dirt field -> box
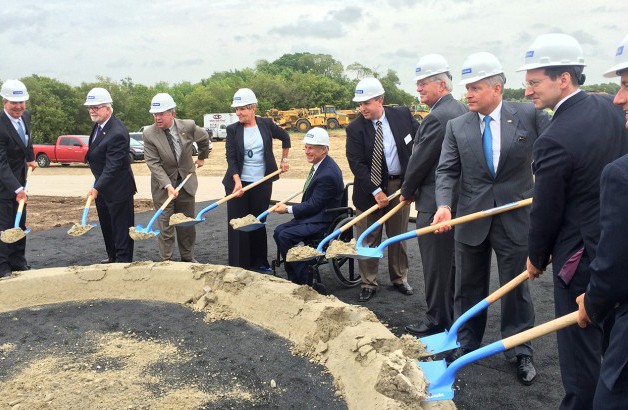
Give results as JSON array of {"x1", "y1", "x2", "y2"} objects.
[{"x1": 32, "y1": 132, "x2": 350, "y2": 180}]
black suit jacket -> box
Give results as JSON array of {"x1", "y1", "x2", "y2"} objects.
[
  {"x1": 0, "y1": 111, "x2": 34, "y2": 200},
  {"x1": 86, "y1": 115, "x2": 137, "y2": 199},
  {"x1": 222, "y1": 116, "x2": 291, "y2": 191},
  {"x1": 292, "y1": 155, "x2": 344, "y2": 224},
  {"x1": 401, "y1": 94, "x2": 468, "y2": 212},
  {"x1": 346, "y1": 106, "x2": 419, "y2": 211},
  {"x1": 528, "y1": 92, "x2": 627, "y2": 274}
]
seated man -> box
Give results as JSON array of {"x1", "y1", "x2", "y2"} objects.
[{"x1": 274, "y1": 127, "x2": 344, "y2": 285}]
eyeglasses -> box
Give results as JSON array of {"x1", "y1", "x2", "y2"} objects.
[
  {"x1": 522, "y1": 79, "x2": 545, "y2": 89},
  {"x1": 88, "y1": 105, "x2": 106, "y2": 111}
]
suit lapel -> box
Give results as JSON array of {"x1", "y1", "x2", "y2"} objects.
[
  {"x1": 159, "y1": 124, "x2": 177, "y2": 164},
  {"x1": 496, "y1": 103, "x2": 518, "y2": 177},
  {"x1": 0, "y1": 113, "x2": 29, "y2": 155},
  {"x1": 463, "y1": 113, "x2": 491, "y2": 176},
  {"x1": 236, "y1": 123, "x2": 245, "y2": 159}
]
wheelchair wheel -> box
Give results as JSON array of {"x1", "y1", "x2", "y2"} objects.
[{"x1": 327, "y1": 216, "x2": 361, "y2": 287}]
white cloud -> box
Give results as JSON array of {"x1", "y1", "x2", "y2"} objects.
[{"x1": 0, "y1": 0, "x2": 626, "y2": 100}]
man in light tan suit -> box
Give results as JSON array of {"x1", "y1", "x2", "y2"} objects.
[{"x1": 143, "y1": 93, "x2": 211, "y2": 262}]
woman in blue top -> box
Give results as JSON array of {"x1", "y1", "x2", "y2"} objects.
[{"x1": 222, "y1": 88, "x2": 291, "y2": 270}]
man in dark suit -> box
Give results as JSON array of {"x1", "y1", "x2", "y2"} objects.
[
  {"x1": 522, "y1": 34, "x2": 627, "y2": 409},
  {"x1": 401, "y1": 55, "x2": 468, "y2": 337},
  {"x1": 84, "y1": 87, "x2": 137, "y2": 263},
  {"x1": 273, "y1": 127, "x2": 344, "y2": 285},
  {"x1": 346, "y1": 77, "x2": 419, "y2": 302},
  {"x1": 143, "y1": 93, "x2": 211, "y2": 263},
  {"x1": 0, "y1": 80, "x2": 36, "y2": 277},
  {"x1": 434, "y1": 52, "x2": 549, "y2": 385}
]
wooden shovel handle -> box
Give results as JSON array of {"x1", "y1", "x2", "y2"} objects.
[
  {"x1": 486, "y1": 270, "x2": 528, "y2": 304},
  {"x1": 16, "y1": 167, "x2": 34, "y2": 212},
  {"x1": 268, "y1": 190, "x2": 303, "y2": 213},
  {"x1": 217, "y1": 169, "x2": 283, "y2": 205},
  {"x1": 417, "y1": 198, "x2": 533, "y2": 236},
  {"x1": 503, "y1": 311, "x2": 578, "y2": 350},
  {"x1": 376, "y1": 200, "x2": 407, "y2": 225},
  {"x1": 85, "y1": 195, "x2": 94, "y2": 209},
  {"x1": 160, "y1": 173, "x2": 194, "y2": 211},
  {"x1": 339, "y1": 190, "x2": 401, "y2": 233}
]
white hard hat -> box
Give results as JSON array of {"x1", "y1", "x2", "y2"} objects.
[
  {"x1": 604, "y1": 34, "x2": 628, "y2": 78},
  {"x1": 517, "y1": 33, "x2": 585, "y2": 72},
  {"x1": 231, "y1": 88, "x2": 257, "y2": 107},
  {"x1": 149, "y1": 93, "x2": 176, "y2": 113},
  {"x1": 459, "y1": 52, "x2": 504, "y2": 85},
  {"x1": 353, "y1": 77, "x2": 385, "y2": 102},
  {"x1": 414, "y1": 54, "x2": 450, "y2": 81},
  {"x1": 303, "y1": 127, "x2": 330, "y2": 147},
  {"x1": 1, "y1": 79, "x2": 29, "y2": 102},
  {"x1": 84, "y1": 87, "x2": 113, "y2": 106}
]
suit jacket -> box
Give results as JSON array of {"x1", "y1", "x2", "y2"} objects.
[
  {"x1": 292, "y1": 155, "x2": 344, "y2": 224},
  {"x1": 436, "y1": 101, "x2": 550, "y2": 246},
  {"x1": 346, "y1": 106, "x2": 419, "y2": 211},
  {"x1": 86, "y1": 114, "x2": 137, "y2": 199},
  {"x1": 222, "y1": 116, "x2": 291, "y2": 191},
  {"x1": 0, "y1": 111, "x2": 34, "y2": 200},
  {"x1": 528, "y1": 92, "x2": 627, "y2": 274},
  {"x1": 401, "y1": 94, "x2": 468, "y2": 212},
  {"x1": 143, "y1": 118, "x2": 211, "y2": 202}
]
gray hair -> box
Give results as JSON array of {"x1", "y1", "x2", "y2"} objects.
[
  {"x1": 430, "y1": 72, "x2": 453, "y2": 92},
  {"x1": 483, "y1": 73, "x2": 507, "y2": 94}
]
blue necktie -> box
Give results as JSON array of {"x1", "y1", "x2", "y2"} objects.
[
  {"x1": 16, "y1": 120, "x2": 27, "y2": 146},
  {"x1": 482, "y1": 115, "x2": 495, "y2": 177},
  {"x1": 93, "y1": 125, "x2": 103, "y2": 144}
]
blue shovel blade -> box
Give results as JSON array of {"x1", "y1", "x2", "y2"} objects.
[
  {"x1": 417, "y1": 359, "x2": 454, "y2": 401},
  {"x1": 172, "y1": 218, "x2": 204, "y2": 227},
  {"x1": 351, "y1": 246, "x2": 384, "y2": 260},
  {"x1": 419, "y1": 330, "x2": 460, "y2": 356},
  {"x1": 24, "y1": 228, "x2": 31, "y2": 235},
  {"x1": 236, "y1": 222, "x2": 266, "y2": 232}
]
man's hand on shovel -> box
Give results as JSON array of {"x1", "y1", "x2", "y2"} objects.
[
  {"x1": 374, "y1": 191, "x2": 389, "y2": 209},
  {"x1": 87, "y1": 187, "x2": 99, "y2": 200},
  {"x1": 575, "y1": 293, "x2": 592, "y2": 328},
  {"x1": 166, "y1": 185, "x2": 179, "y2": 199},
  {"x1": 432, "y1": 206, "x2": 453, "y2": 234},
  {"x1": 16, "y1": 190, "x2": 27, "y2": 204},
  {"x1": 526, "y1": 257, "x2": 543, "y2": 281}
]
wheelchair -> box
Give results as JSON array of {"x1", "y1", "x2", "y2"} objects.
[{"x1": 271, "y1": 183, "x2": 362, "y2": 290}]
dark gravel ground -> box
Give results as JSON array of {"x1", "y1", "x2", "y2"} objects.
[
  {"x1": 20, "y1": 199, "x2": 564, "y2": 409},
  {"x1": 0, "y1": 300, "x2": 345, "y2": 409}
]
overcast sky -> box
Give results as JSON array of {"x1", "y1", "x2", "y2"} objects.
[{"x1": 1, "y1": 0, "x2": 626, "y2": 99}]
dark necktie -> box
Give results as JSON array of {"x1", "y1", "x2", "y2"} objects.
[
  {"x1": 164, "y1": 128, "x2": 178, "y2": 160},
  {"x1": 93, "y1": 125, "x2": 103, "y2": 144},
  {"x1": 482, "y1": 116, "x2": 495, "y2": 177},
  {"x1": 371, "y1": 120, "x2": 384, "y2": 186},
  {"x1": 303, "y1": 165, "x2": 315, "y2": 192},
  {"x1": 16, "y1": 120, "x2": 27, "y2": 145}
]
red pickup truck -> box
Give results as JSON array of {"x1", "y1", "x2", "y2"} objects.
[{"x1": 33, "y1": 135, "x2": 90, "y2": 167}]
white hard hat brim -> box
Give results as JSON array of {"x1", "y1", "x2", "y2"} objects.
[
  {"x1": 413, "y1": 69, "x2": 449, "y2": 82},
  {"x1": 458, "y1": 71, "x2": 503, "y2": 86},
  {"x1": 604, "y1": 62, "x2": 628, "y2": 78},
  {"x1": 516, "y1": 62, "x2": 586, "y2": 72},
  {"x1": 4, "y1": 95, "x2": 29, "y2": 102}
]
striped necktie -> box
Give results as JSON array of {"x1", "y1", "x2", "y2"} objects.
[
  {"x1": 370, "y1": 120, "x2": 384, "y2": 186},
  {"x1": 303, "y1": 166, "x2": 315, "y2": 192},
  {"x1": 16, "y1": 120, "x2": 27, "y2": 145}
]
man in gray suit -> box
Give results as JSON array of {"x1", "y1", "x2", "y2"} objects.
[
  {"x1": 143, "y1": 93, "x2": 211, "y2": 262},
  {"x1": 401, "y1": 55, "x2": 468, "y2": 336},
  {"x1": 433, "y1": 52, "x2": 549, "y2": 385}
]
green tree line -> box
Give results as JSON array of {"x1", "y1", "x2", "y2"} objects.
[{"x1": 2, "y1": 52, "x2": 621, "y2": 144}]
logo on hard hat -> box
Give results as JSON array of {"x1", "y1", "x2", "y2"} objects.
[
  {"x1": 88, "y1": 96, "x2": 95, "y2": 100},
  {"x1": 526, "y1": 51, "x2": 535, "y2": 58},
  {"x1": 617, "y1": 46, "x2": 625, "y2": 56},
  {"x1": 416, "y1": 68, "x2": 422, "y2": 73},
  {"x1": 462, "y1": 68, "x2": 472, "y2": 74},
  {"x1": 13, "y1": 91, "x2": 23, "y2": 95},
  {"x1": 305, "y1": 132, "x2": 315, "y2": 138},
  {"x1": 152, "y1": 102, "x2": 160, "y2": 106},
  {"x1": 234, "y1": 97, "x2": 241, "y2": 101},
  {"x1": 356, "y1": 90, "x2": 364, "y2": 94}
]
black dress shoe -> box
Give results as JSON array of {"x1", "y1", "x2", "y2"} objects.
[
  {"x1": 405, "y1": 322, "x2": 441, "y2": 336},
  {"x1": 393, "y1": 282, "x2": 414, "y2": 295},
  {"x1": 445, "y1": 347, "x2": 473, "y2": 364},
  {"x1": 100, "y1": 258, "x2": 114, "y2": 264},
  {"x1": 358, "y1": 287, "x2": 376, "y2": 302},
  {"x1": 516, "y1": 355, "x2": 537, "y2": 386},
  {"x1": 12, "y1": 264, "x2": 31, "y2": 271}
]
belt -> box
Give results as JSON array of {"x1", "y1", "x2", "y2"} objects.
[{"x1": 388, "y1": 175, "x2": 401, "y2": 180}]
